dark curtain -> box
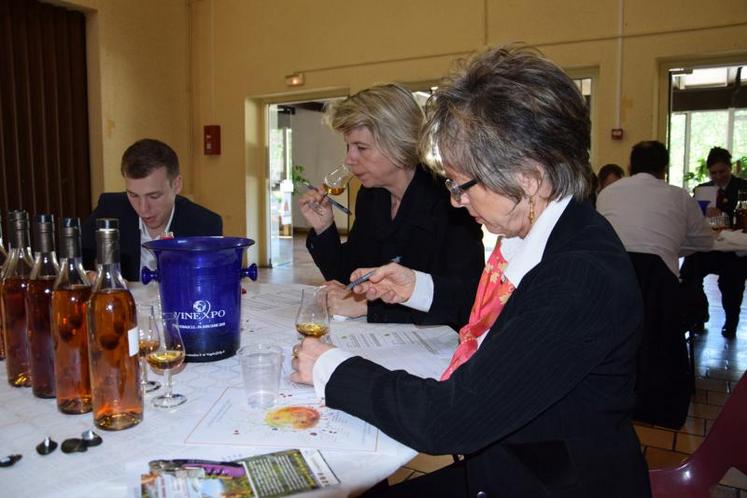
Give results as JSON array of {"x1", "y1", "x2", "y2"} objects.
[{"x1": 0, "y1": 0, "x2": 90, "y2": 223}]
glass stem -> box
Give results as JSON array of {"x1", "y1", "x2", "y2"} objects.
[
  {"x1": 140, "y1": 357, "x2": 149, "y2": 384},
  {"x1": 164, "y1": 370, "x2": 173, "y2": 398}
]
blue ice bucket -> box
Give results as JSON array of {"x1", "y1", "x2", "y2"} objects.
[{"x1": 141, "y1": 236, "x2": 258, "y2": 362}]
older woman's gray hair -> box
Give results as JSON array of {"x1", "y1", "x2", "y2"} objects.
[
  {"x1": 324, "y1": 83, "x2": 423, "y2": 170},
  {"x1": 420, "y1": 44, "x2": 592, "y2": 202}
]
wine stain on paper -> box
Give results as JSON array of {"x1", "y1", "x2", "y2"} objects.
[{"x1": 265, "y1": 406, "x2": 320, "y2": 430}]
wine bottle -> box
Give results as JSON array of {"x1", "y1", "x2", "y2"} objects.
[
  {"x1": 0, "y1": 212, "x2": 7, "y2": 265},
  {"x1": 87, "y1": 218, "x2": 143, "y2": 430},
  {"x1": 51, "y1": 217, "x2": 92, "y2": 414},
  {"x1": 0, "y1": 211, "x2": 8, "y2": 360},
  {"x1": 27, "y1": 214, "x2": 60, "y2": 398},
  {"x1": 2, "y1": 210, "x2": 35, "y2": 387}
]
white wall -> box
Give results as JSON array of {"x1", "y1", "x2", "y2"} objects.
[{"x1": 290, "y1": 107, "x2": 348, "y2": 231}]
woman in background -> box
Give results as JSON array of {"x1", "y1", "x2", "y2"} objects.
[
  {"x1": 298, "y1": 84, "x2": 484, "y2": 328},
  {"x1": 598, "y1": 163, "x2": 625, "y2": 191}
]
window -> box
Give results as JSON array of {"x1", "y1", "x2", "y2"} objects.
[{"x1": 667, "y1": 64, "x2": 747, "y2": 190}]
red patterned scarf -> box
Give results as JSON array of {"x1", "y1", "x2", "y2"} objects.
[{"x1": 441, "y1": 242, "x2": 515, "y2": 380}]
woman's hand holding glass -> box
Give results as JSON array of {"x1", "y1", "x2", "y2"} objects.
[
  {"x1": 298, "y1": 188, "x2": 334, "y2": 234},
  {"x1": 290, "y1": 338, "x2": 336, "y2": 385},
  {"x1": 349, "y1": 263, "x2": 417, "y2": 304},
  {"x1": 297, "y1": 164, "x2": 352, "y2": 233}
]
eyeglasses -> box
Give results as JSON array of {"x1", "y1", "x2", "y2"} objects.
[{"x1": 444, "y1": 178, "x2": 478, "y2": 202}]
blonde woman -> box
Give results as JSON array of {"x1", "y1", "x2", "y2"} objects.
[{"x1": 299, "y1": 84, "x2": 484, "y2": 328}]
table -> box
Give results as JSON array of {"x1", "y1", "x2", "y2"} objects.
[
  {"x1": 0, "y1": 282, "x2": 457, "y2": 497},
  {"x1": 712, "y1": 229, "x2": 747, "y2": 254}
]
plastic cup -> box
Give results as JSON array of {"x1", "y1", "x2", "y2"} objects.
[{"x1": 238, "y1": 344, "x2": 282, "y2": 409}]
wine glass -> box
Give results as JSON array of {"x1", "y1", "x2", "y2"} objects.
[
  {"x1": 136, "y1": 304, "x2": 161, "y2": 393},
  {"x1": 295, "y1": 287, "x2": 330, "y2": 342},
  {"x1": 308, "y1": 164, "x2": 353, "y2": 216},
  {"x1": 147, "y1": 312, "x2": 187, "y2": 408},
  {"x1": 322, "y1": 164, "x2": 353, "y2": 196}
]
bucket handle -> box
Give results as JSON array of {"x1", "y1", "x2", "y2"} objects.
[
  {"x1": 141, "y1": 267, "x2": 159, "y2": 285},
  {"x1": 241, "y1": 263, "x2": 258, "y2": 281},
  {"x1": 142, "y1": 264, "x2": 258, "y2": 284}
]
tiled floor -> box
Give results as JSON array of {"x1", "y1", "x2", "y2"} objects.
[{"x1": 262, "y1": 235, "x2": 747, "y2": 496}]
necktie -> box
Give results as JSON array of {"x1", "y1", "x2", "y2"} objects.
[
  {"x1": 717, "y1": 188, "x2": 726, "y2": 212},
  {"x1": 441, "y1": 242, "x2": 515, "y2": 380}
]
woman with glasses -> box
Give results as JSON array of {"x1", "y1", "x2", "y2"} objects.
[
  {"x1": 292, "y1": 45, "x2": 650, "y2": 497},
  {"x1": 298, "y1": 83, "x2": 484, "y2": 327}
]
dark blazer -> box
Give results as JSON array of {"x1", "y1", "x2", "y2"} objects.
[
  {"x1": 698, "y1": 175, "x2": 747, "y2": 219},
  {"x1": 326, "y1": 199, "x2": 651, "y2": 498},
  {"x1": 82, "y1": 193, "x2": 223, "y2": 281},
  {"x1": 307, "y1": 166, "x2": 484, "y2": 328}
]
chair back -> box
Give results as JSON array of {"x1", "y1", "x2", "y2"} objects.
[
  {"x1": 627, "y1": 251, "x2": 691, "y2": 429},
  {"x1": 649, "y1": 370, "x2": 747, "y2": 497}
]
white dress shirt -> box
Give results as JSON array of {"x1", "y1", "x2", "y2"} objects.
[
  {"x1": 597, "y1": 173, "x2": 714, "y2": 277},
  {"x1": 311, "y1": 196, "x2": 573, "y2": 399},
  {"x1": 139, "y1": 205, "x2": 176, "y2": 275}
]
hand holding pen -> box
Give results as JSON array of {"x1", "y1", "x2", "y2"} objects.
[
  {"x1": 347, "y1": 257, "x2": 417, "y2": 304},
  {"x1": 346, "y1": 256, "x2": 401, "y2": 289}
]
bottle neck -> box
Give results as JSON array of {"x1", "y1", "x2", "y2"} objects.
[
  {"x1": 31, "y1": 251, "x2": 60, "y2": 279},
  {"x1": 55, "y1": 257, "x2": 90, "y2": 288},
  {"x1": 92, "y1": 262, "x2": 128, "y2": 292},
  {"x1": 4, "y1": 246, "x2": 35, "y2": 279}
]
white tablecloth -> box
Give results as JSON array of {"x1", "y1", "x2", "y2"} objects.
[
  {"x1": 0, "y1": 282, "x2": 457, "y2": 497},
  {"x1": 713, "y1": 229, "x2": 747, "y2": 255}
]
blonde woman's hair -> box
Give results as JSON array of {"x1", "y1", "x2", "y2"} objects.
[{"x1": 324, "y1": 84, "x2": 423, "y2": 169}]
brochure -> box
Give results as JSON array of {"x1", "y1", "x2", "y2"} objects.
[{"x1": 140, "y1": 449, "x2": 339, "y2": 498}]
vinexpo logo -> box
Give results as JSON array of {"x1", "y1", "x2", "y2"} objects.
[{"x1": 178, "y1": 299, "x2": 226, "y2": 321}]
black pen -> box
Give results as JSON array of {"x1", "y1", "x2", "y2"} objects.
[
  {"x1": 302, "y1": 181, "x2": 352, "y2": 215},
  {"x1": 346, "y1": 256, "x2": 402, "y2": 290}
]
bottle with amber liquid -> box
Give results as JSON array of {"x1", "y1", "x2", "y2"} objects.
[
  {"x1": 51, "y1": 218, "x2": 92, "y2": 414},
  {"x1": 2, "y1": 210, "x2": 35, "y2": 387},
  {"x1": 0, "y1": 212, "x2": 7, "y2": 265},
  {"x1": 87, "y1": 218, "x2": 142, "y2": 430},
  {"x1": 734, "y1": 190, "x2": 747, "y2": 232},
  {"x1": 27, "y1": 214, "x2": 60, "y2": 398},
  {"x1": 0, "y1": 211, "x2": 8, "y2": 360}
]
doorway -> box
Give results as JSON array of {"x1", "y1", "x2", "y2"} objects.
[{"x1": 266, "y1": 99, "x2": 348, "y2": 267}]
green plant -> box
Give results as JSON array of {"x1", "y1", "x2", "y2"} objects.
[
  {"x1": 736, "y1": 157, "x2": 747, "y2": 179},
  {"x1": 683, "y1": 158, "x2": 708, "y2": 184},
  {"x1": 290, "y1": 164, "x2": 310, "y2": 195}
]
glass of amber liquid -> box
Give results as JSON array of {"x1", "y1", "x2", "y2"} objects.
[
  {"x1": 295, "y1": 287, "x2": 330, "y2": 342},
  {"x1": 322, "y1": 164, "x2": 353, "y2": 196},
  {"x1": 136, "y1": 304, "x2": 161, "y2": 393},
  {"x1": 309, "y1": 164, "x2": 353, "y2": 216},
  {"x1": 147, "y1": 312, "x2": 186, "y2": 408}
]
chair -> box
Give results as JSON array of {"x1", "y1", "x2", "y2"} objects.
[
  {"x1": 628, "y1": 252, "x2": 692, "y2": 429},
  {"x1": 648, "y1": 370, "x2": 747, "y2": 498}
]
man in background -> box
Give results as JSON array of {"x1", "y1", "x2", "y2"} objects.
[
  {"x1": 82, "y1": 138, "x2": 222, "y2": 281},
  {"x1": 699, "y1": 147, "x2": 747, "y2": 221},
  {"x1": 598, "y1": 140, "x2": 713, "y2": 427},
  {"x1": 597, "y1": 140, "x2": 713, "y2": 278},
  {"x1": 680, "y1": 146, "x2": 747, "y2": 338}
]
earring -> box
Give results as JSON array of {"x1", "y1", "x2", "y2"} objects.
[{"x1": 528, "y1": 196, "x2": 536, "y2": 225}]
